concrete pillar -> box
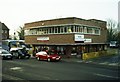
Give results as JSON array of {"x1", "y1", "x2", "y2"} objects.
[{"x1": 65, "y1": 46, "x2": 72, "y2": 58}]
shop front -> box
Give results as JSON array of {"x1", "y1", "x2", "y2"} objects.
[{"x1": 30, "y1": 43, "x2": 107, "y2": 60}]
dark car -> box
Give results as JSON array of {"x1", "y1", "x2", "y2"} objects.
[
  {"x1": 35, "y1": 51, "x2": 61, "y2": 62},
  {"x1": 10, "y1": 48, "x2": 31, "y2": 59}
]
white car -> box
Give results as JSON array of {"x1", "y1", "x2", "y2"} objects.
[{"x1": 0, "y1": 49, "x2": 13, "y2": 60}]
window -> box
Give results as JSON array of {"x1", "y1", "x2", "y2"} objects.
[
  {"x1": 24, "y1": 30, "x2": 29, "y2": 35},
  {"x1": 26, "y1": 25, "x2": 100, "y2": 35},
  {"x1": 49, "y1": 28, "x2": 52, "y2": 33},
  {"x1": 64, "y1": 26, "x2": 67, "y2": 33},
  {"x1": 67, "y1": 26, "x2": 72, "y2": 33},
  {"x1": 44, "y1": 28, "x2": 48, "y2": 34},
  {"x1": 75, "y1": 26, "x2": 77, "y2": 32},
  {"x1": 95, "y1": 28, "x2": 100, "y2": 34},
  {"x1": 55, "y1": 27, "x2": 58, "y2": 33},
  {"x1": 58, "y1": 27, "x2": 60, "y2": 33},
  {"x1": 60, "y1": 27, "x2": 64, "y2": 33},
  {"x1": 79, "y1": 26, "x2": 83, "y2": 33},
  {"x1": 87, "y1": 28, "x2": 93, "y2": 34},
  {"x1": 83, "y1": 26, "x2": 87, "y2": 33},
  {"x1": 76, "y1": 26, "x2": 79, "y2": 32}
]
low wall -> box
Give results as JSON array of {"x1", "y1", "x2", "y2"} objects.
[{"x1": 82, "y1": 51, "x2": 108, "y2": 60}]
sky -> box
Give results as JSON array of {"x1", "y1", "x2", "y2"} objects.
[{"x1": 0, "y1": 0, "x2": 119, "y2": 35}]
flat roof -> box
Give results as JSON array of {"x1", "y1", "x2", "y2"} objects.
[{"x1": 24, "y1": 17, "x2": 106, "y2": 29}]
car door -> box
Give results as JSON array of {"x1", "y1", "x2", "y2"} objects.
[
  {"x1": 38, "y1": 51, "x2": 47, "y2": 60},
  {"x1": 42, "y1": 52, "x2": 48, "y2": 60}
]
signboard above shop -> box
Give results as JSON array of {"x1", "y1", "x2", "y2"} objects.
[
  {"x1": 74, "y1": 34, "x2": 92, "y2": 43},
  {"x1": 75, "y1": 34, "x2": 84, "y2": 41},
  {"x1": 37, "y1": 37, "x2": 49, "y2": 42},
  {"x1": 84, "y1": 38, "x2": 92, "y2": 43}
]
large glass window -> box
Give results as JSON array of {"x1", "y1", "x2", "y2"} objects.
[{"x1": 25, "y1": 25, "x2": 100, "y2": 35}]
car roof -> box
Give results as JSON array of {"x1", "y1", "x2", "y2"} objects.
[{"x1": 37, "y1": 51, "x2": 47, "y2": 54}]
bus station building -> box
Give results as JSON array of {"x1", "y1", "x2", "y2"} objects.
[{"x1": 24, "y1": 17, "x2": 107, "y2": 60}]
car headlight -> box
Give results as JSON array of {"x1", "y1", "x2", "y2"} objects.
[{"x1": 47, "y1": 55, "x2": 50, "y2": 57}]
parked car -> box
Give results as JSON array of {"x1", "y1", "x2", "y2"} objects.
[
  {"x1": 109, "y1": 41, "x2": 119, "y2": 48},
  {"x1": 35, "y1": 51, "x2": 61, "y2": 61},
  {"x1": 0, "y1": 49, "x2": 13, "y2": 60},
  {"x1": 10, "y1": 48, "x2": 31, "y2": 59}
]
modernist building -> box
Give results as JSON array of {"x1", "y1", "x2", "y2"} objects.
[
  {"x1": 0, "y1": 22, "x2": 9, "y2": 40},
  {"x1": 24, "y1": 17, "x2": 107, "y2": 59}
]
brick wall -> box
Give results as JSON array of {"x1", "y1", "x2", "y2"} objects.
[
  {"x1": 25, "y1": 34, "x2": 74, "y2": 44},
  {"x1": 24, "y1": 17, "x2": 107, "y2": 44}
]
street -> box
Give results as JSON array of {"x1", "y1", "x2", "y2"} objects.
[{"x1": 1, "y1": 58, "x2": 119, "y2": 81}]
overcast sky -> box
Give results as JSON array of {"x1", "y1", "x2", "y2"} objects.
[{"x1": 0, "y1": 0, "x2": 119, "y2": 35}]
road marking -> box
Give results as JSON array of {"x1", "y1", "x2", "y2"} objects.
[
  {"x1": 99, "y1": 62, "x2": 109, "y2": 65},
  {"x1": 94, "y1": 73, "x2": 119, "y2": 79},
  {"x1": 10, "y1": 67, "x2": 22, "y2": 70},
  {"x1": 108, "y1": 63, "x2": 118, "y2": 66},
  {"x1": 10, "y1": 67, "x2": 24, "y2": 72}
]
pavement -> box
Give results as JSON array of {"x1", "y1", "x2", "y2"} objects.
[
  {"x1": 31, "y1": 53, "x2": 120, "y2": 67},
  {"x1": 61, "y1": 54, "x2": 120, "y2": 67}
]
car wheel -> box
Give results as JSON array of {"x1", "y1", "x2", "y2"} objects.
[
  {"x1": 10, "y1": 57, "x2": 13, "y2": 60},
  {"x1": 37, "y1": 57, "x2": 40, "y2": 61},
  {"x1": 26, "y1": 56, "x2": 30, "y2": 59},
  {"x1": 47, "y1": 58, "x2": 51, "y2": 62}
]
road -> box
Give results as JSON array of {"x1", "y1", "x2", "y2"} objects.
[{"x1": 1, "y1": 58, "x2": 119, "y2": 81}]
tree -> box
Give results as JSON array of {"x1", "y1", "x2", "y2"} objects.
[
  {"x1": 117, "y1": 32, "x2": 120, "y2": 44},
  {"x1": 116, "y1": 23, "x2": 120, "y2": 44},
  {"x1": 107, "y1": 19, "x2": 117, "y2": 42},
  {"x1": 17, "y1": 26, "x2": 24, "y2": 40},
  {"x1": 107, "y1": 19, "x2": 120, "y2": 46}
]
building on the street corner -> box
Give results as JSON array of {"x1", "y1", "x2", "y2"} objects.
[
  {"x1": 24, "y1": 17, "x2": 108, "y2": 60},
  {"x1": 0, "y1": 22, "x2": 9, "y2": 40}
]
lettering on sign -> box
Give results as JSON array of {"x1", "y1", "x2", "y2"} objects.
[
  {"x1": 75, "y1": 34, "x2": 84, "y2": 41},
  {"x1": 84, "y1": 39, "x2": 92, "y2": 43}
]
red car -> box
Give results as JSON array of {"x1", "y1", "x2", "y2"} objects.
[{"x1": 35, "y1": 51, "x2": 61, "y2": 62}]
